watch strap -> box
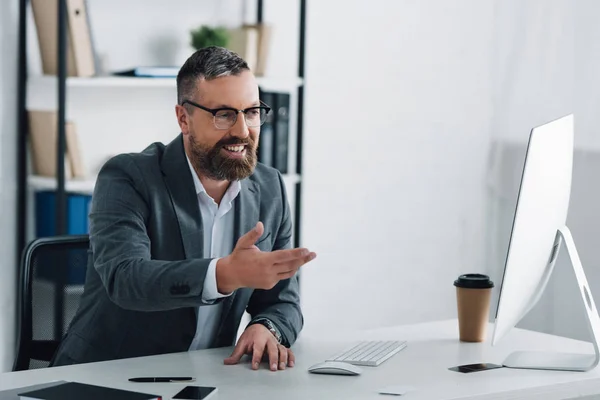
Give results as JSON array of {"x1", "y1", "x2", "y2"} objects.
[{"x1": 250, "y1": 318, "x2": 283, "y2": 345}]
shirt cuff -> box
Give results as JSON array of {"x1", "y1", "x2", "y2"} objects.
[{"x1": 202, "y1": 258, "x2": 232, "y2": 302}]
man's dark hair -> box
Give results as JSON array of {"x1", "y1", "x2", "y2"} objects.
[{"x1": 176, "y1": 46, "x2": 249, "y2": 105}]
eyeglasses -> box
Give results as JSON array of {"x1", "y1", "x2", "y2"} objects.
[{"x1": 181, "y1": 99, "x2": 271, "y2": 130}]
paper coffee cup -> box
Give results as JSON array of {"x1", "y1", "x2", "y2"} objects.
[{"x1": 454, "y1": 274, "x2": 494, "y2": 342}]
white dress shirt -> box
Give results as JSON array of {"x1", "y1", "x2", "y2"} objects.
[{"x1": 186, "y1": 156, "x2": 240, "y2": 351}]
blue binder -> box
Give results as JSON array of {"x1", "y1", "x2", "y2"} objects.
[
  {"x1": 35, "y1": 190, "x2": 91, "y2": 285},
  {"x1": 35, "y1": 191, "x2": 91, "y2": 237}
]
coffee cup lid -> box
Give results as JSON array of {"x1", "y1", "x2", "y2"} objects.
[{"x1": 454, "y1": 273, "x2": 494, "y2": 289}]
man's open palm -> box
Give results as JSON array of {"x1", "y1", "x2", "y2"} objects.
[{"x1": 216, "y1": 221, "x2": 316, "y2": 293}]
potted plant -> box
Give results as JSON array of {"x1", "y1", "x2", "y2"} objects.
[{"x1": 190, "y1": 26, "x2": 229, "y2": 50}]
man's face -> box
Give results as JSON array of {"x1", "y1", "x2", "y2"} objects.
[{"x1": 177, "y1": 70, "x2": 260, "y2": 181}]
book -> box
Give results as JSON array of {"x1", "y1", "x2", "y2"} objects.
[
  {"x1": 18, "y1": 382, "x2": 161, "y2": 400},
  {"x1": 0, "y1": 381, "x2": 66, "y2": 400}
]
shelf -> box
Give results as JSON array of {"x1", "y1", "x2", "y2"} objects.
[
  {"x1": 28, "y1": 75, "x2": 304, "y2": 94},
  {"x1": 28, "y1": 173, "x2": 301, "y2": 196},
  {"x1": 28, "y1": 175, "x2": 96, "y2": 194}
]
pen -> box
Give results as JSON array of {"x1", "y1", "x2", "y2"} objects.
[{"x1": 129, "y1": 377, "x2": 195, "y2": 383}]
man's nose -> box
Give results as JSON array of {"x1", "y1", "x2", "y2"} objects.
[{"x1": 230, "y1": 112, "x2": 249, "y2": 138}]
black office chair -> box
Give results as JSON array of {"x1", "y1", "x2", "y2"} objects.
[{"x1": 13, "y1": 235, "x2": 90, "y2": 371}]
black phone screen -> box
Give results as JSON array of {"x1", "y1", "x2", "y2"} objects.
[
  {"x1": 172, "y1": 386, "x2": 217, "y2": 399},
  {"x1": 448, "y1": 363, "x2": 503, "y2": 373}
]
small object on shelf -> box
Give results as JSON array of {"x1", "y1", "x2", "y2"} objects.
[{"x1": 112, "y1": 66, "x2": 179, "y2": 78}]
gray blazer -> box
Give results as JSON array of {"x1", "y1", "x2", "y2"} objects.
[{"x1": 50, "y1": 134, "x2": 302, "y2": 366}]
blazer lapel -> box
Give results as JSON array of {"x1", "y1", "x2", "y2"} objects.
[
  {"x1": 160, "y1": 134, "x2": 204, "y2": 260},
  {"x1": 213, "y1": 177, "x2": 260, "y2": 346},
  {"x1": 233, "y1": 178, "x2": 261, "y2": 247}
]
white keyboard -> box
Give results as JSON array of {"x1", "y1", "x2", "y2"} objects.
[{"x1": 326, "y1": 340, "x2": 407, "y2": 366}]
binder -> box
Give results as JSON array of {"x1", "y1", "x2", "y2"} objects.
[
  {"x1": 257, "y1": 90, "x2": 290, "y2": 173},
  {"x1": 35, "y1": 191, "x2": 91, "y2": 237},
  {"x1": 35, "y1": 191, "x2": 91, "y2": 284},
  {"x1": 258, "y1": 89, "x2": 275, "y2": 167},
  {"x1": 227, "y1": 25, "x2": 259, "y2": 72},
  {"x1": 28, "y1": 111, "x2": 73, "y2": 179},
  {"x1": 273, "y1": 92, "x2": 290, "y2": 174},
  {"x1": 31, "y1": 0, "x2": 96, "y2": 77},
  {"x1": 65, "y1": 121, "x2": 86, "y2": 178},
  {"x1": 28, "y1": 111, "x2": 85, "y2": 178},
  {"x1": 227, "y1": 23, "x2": 272, "y2": 76}
]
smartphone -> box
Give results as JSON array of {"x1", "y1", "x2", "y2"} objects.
[
  {"x1": 448, "y1": 363, "x2": 503, "y2": 373},
  {"x1": 172, "y1": 386, "x2": 217, "y2": 399}
]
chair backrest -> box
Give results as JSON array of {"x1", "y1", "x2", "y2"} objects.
[{"x1": 13, "y1": 235, "x2": 90, "y2": 371}]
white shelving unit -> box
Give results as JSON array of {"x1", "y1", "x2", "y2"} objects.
[
  {"x1": 19, "y1": 0, "x2": 307, "y2": 251},
  {"x1": 28, "y1": 75, "x2": 304, "y2": 94}
]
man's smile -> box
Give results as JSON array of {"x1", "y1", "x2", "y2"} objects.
[{"x1": 222, "y1": 144, "x2": 247, "y2": 159}]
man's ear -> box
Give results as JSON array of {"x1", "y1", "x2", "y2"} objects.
[{"x1": 175, "y1": 104, "x2": 190, "y2": 134}]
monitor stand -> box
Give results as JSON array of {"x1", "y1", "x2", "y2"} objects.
[{"x1": 502, "y1": 226, "x2": 600, "y2": 372}]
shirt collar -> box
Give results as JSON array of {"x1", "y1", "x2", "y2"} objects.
[{"x1": 186, "y1": 154, "x2": 241, "y2": 203}]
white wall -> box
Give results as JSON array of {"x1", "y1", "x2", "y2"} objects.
[
  {"x1": 300, "y1": 0, "x2": 496, "y2": 335},
  {"x1": 299, "y1": 0, "x2": 600, "y2": 341},
  {"x1": 0, "y1": 0, "x2": 19, "y2": 373}
]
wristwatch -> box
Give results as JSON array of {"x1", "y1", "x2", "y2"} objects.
[{"x1": 252, "y1": 318, "x2": 283, "y2": 344}]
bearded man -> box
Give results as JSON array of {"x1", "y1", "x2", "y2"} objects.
[{"x1": 51, "y1": 46, "x2": 316, "y2": 373}]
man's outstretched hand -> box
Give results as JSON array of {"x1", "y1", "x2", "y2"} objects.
[
  {"x1": 216, "y1": 221, "x2": 316, "y2": 293},
  {"x1": 224, "y1": 323, "x2": 294, "y2": 371}
]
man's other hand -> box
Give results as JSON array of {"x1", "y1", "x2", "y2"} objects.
[
  {"x1": 223, "y1": 324, "x2": 294, "y2": 371},
  {"x1": 216, "y1": 221, "x2": 316, "y2": 293}
]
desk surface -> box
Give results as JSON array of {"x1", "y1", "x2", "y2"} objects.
[{"x1": 2, "y1": 319, "x2": 600, "y2": 400}]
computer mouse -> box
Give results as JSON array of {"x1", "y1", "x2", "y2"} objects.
[{"x1": 308, "y1": 361, "x2": 362, "y2": 376}]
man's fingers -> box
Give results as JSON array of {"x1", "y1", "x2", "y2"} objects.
[
  {"x1": 274, "y1": 252, "x2": 317, "y2": 275},
  {"x1": 278, "y1": 345, "x2": 288, "y2": 370},
  {"x1": 269, "y1": 248, "x2": 316, "y2": 264},
  {"x1": 236, "y1": 221, "x2": 264, "y2": 248},
  {"x1": 288, "y1": 348, "x2": 295, "y2": 367},
  {"x1": 267, "y1": 340, "x2": 279, "y2": 371},
  {"x1": 224, "y1": 341, "x2": 247, "y2": 365},
  {"x1": 251, "y1": 342, "x2": 265, "y2": 370}
]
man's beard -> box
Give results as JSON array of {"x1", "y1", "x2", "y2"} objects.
[{"x1": 188, "y1": 132, "x2": 257, "y2": 181}]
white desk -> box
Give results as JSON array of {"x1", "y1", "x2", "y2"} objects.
[{"x1": 2, "y1": 319, "x2": 600, "y2": 400}]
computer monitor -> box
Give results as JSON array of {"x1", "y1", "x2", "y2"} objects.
[{"x1": 491, "y1": 114, "x2": 600, "y2": 372}]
